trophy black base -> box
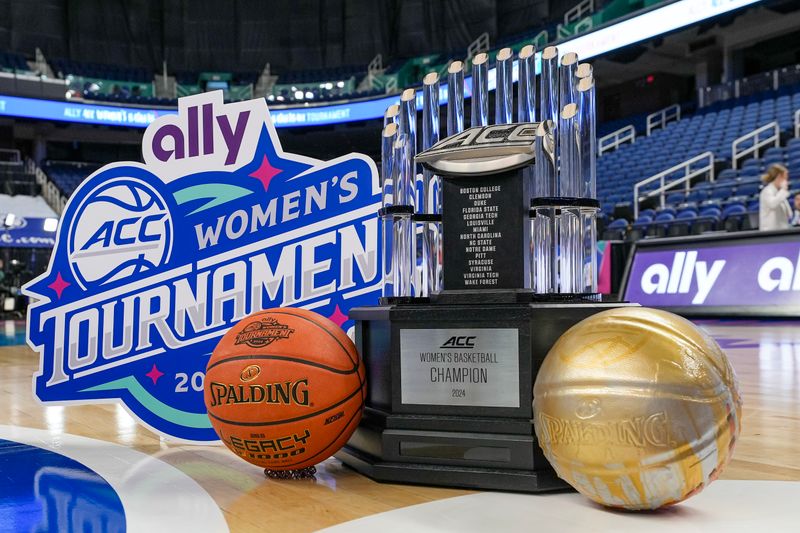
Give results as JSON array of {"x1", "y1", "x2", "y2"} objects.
[
  {"x1": 336, "y1": 444, "x2": 568, "y2": 493},
  {"x1": 338, "y1": 299, "x2": 636, "y2": 493}
]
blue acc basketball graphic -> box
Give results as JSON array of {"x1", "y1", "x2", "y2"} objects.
[
  {"x1": 24, "y1": 91, "x2": 381, "y2": 442},
  {"x1": 68, "y1": 178, "x2": 172, "y2": 288}
]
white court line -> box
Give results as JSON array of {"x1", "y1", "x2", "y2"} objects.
[
  {"x1": 0, "y1": 425, "x2": 228, "y2": 533},
  {"x1": 319, "y1": 480, "x2": 800, "y2": 533}
]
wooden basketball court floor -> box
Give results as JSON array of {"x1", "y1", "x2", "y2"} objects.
[{"x1": 1, "y1": 318, "x2": 799, "y2": 532}]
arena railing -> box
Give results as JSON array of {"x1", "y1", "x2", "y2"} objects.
[
  {"x1": 795, "y1": 108, "x2": 800, "y2": 139},
  {"x1": 731, "y1": 121, "x2": 779, "y2": 170},
  {"x1": 698, "y1": 63, "x2": 800, "y2": 108},
  {"x1": 0, "y1": 149, "x2": 21, "y2": 165},
  {"x1": 598, "y1": 125, "x2": 635, "y2": 156},
  {"x1": 646, "y1": 104, "x2": 680, "y2": 136},
  {"x1": 25, "y1": 158, "x2": 66, "y2": 214},
  {"x1": 558, "y1": 0, "x2": 595, "y2": 39},
  {"x1": 632, "y1": 151, "x2": 715, "y2": 219}
]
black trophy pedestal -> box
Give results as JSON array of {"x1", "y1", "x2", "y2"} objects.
[{"x1": 336, "y1": 299, "x2": 635, "y2": 492}]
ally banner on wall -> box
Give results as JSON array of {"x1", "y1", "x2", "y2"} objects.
[
  {"x1": 24, "y1": 92, "x2": 381, "y2": 442},
  {"x1": 622, "y1": 231, "x2": 800, "y2": 315}
]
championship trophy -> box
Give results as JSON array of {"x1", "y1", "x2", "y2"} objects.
[{"x1": 337, "y1": 46, "x2": 633, "y2": 492}]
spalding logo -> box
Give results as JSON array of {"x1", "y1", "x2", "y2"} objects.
[
  {"x1": 208, "y1": 379, "x2": 309, "y2": 407},
  {"x1": 24, "y1": 91, "x2": 381, "y2": 442}
]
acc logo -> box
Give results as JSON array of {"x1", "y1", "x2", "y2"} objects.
[
  {"x1": 235, "y1": 317, "x2": 294, "y2": 348},
  {"x1": 417, "y1": 123, "x2": 537, "y2": 176},
  {"x1": 67, "y1": 178, "x2": 172, "y2": 289},
  {"x1": 440, "y1": 336, "x2": 476, "y2": 349},
  {"x1": 24, "y1": 91, "x2": 381, "y2": 442}
]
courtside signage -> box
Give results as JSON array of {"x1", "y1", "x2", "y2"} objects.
[
  {"x1": 24, "y1": 91, "x2": 381, "y2": 441},
  {"x1": 623, "y1": 235, "x2": 800, "y2": 314}
]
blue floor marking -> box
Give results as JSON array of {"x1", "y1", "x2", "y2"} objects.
[{"x1": 0, "y1": 438, "x2": 126, "y2": 532}]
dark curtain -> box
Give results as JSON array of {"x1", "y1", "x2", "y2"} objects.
[
  {"x1": 65, "y1": 0, "x2": 162, "y2": 67},
  {"x1": 0, "y1": 0, "x2": 554, "y2": 72}
]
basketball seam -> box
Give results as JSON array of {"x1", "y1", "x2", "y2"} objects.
[
  {"x1": 206, "y1": 354, "x2": 359, "y2": 375},
  {"x1": 274, "y1": 383, "x2": 365, "y2": 469},
  {"x1": 250, "y1": 309, "x2": 366, "y2": 408},
  {"x1": 253, "y1": 309, "x2": 359, "y2": 367},
  {"x1": 207, "y1": 381, "x2": 363, "y2": 427}
]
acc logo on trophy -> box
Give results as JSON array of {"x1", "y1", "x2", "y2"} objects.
[
  {"x1": 440, "y1": 336, "x2": 476, "y2": 349},
  {"x1": 24, "y1": 90, "x2": 381, "y2": 442},
  {"x1": 416, "y1": 123, "x2": 537, "y2": 176}
]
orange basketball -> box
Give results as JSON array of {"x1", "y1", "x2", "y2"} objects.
[{"x1": 204, "y1": 307, "x2": 366, "y2": 471}]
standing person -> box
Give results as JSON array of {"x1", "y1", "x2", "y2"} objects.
[
  {"x1": 759, "y1": 163, "x2": 791, "y2": 231},
  {"x1": 793, "y1": 193, "x2": 800, "y2": 226}
]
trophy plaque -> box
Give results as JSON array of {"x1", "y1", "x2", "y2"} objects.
[{"x1": 336, "y1": 46, "x2": 634, "y2": 492}]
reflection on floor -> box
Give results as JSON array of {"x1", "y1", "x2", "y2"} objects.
[
  {"x1": 0, "y1": 319, "x2": 797, "y2": 532},
  {"x1": 0, "y1": 425, "x2": 228, "y2": 533},
  {"x1": 0, "y1": 320, "x2": 26, "y2": 346},
  {"x1": 0, "y1": 438, "x2": 125, "y2": 532}
]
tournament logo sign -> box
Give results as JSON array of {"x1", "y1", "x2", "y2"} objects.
[{"x1": 24, "y1": 91, "x2": 381, "y2": 442}]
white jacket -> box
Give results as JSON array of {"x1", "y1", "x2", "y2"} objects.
[{"x1": 759, "y1": 183, "x2": 792, "y2": 231}]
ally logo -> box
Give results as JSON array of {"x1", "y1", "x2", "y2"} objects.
[{"x1": 24, "y1": 91, "x2": 381, "y2": 442}]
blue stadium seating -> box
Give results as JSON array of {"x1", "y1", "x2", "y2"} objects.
[
  {"x1": 42, "y1": 161, "x2": 102, "y2": 196},
  {"x1": 722, "y1": 204, "x2": 748, "y2": 231},
  {"x1": 277, "y1": 65, "x2": 366, "y2": 85},
  {"x1": 602, "y1": 218, "x2": 628, "y2": 240},
  {"x1": 51, "y1": 58, "x2": 152, "y2": 83},
  {"x1": 0, "y1": 51, "x2": 29, "y2": 71},
  {"x1": 597, "y1": 88, "x2": 800, "y2": 212}
]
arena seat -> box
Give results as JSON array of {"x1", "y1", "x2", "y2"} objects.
[
  {"x1": 648, "y1": 212, "x2": 675, "y2": 238},
  {"x1": 686, "y1": 189, "x2": 709, "y2": 203},
  {"x1": 722, "y1": 204, "x2": 748, "y2": 232},
  {"x1": 629, "y1": 213, "x2": 653, "y2": 238},
  {"x1": 709, "y1": 185, "x2": 735, "y2": 200},
  {"x1": 602, "y1": 218, "x2": 628, "y2": 240},
  {"x1": 664, "y1": 192, "x2": 686, "y2": 206},
  {"x1": 736, "y1": 182, "x2": 761, "y2": 197},
  {"x1": 664, "y1": 210, "x2": 696, "y2": 237},
  {"x1": 41, "y1": 161, "x2": 102, "y2": 196},
  {"x1": 51, "y1": 58, "x2": 153, "y2": 83},
  {"x1": 692, "y1": 207, "x2": 722, "y2": 234},
  {"x1": 0, "y1": 51, "x2": 30, "y2": 72},
  {"x1": 598, "y1": 87, "x2": 800, "y2": 216}
]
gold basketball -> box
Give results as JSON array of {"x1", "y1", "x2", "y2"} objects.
[{"x1": 533, "y1": 307, "x2": 742, "y2": 510}]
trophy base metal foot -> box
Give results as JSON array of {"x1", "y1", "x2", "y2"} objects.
[{"x1": 335, "y1": 445, "x2": 570, "y2": 493}]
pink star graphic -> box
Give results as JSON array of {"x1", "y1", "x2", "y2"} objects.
[
  {"x1": 249, "y1": 155, "x2": 282, "y2": 191},
  {"x1": 328, "y1": 305, "x2": 348, "y2": 327},
  {"x1": 47, "y1": 272, "x2": 71, "y2": 299},
  {"x1": 145, "y1": 364, "x2": 164, "y2": 385}
]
